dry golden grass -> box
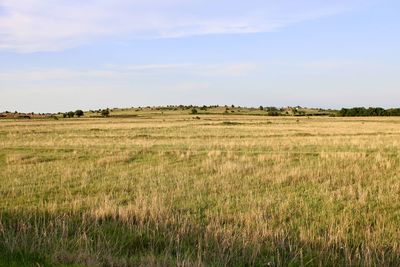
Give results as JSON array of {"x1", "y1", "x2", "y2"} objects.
[{"x1": 0, "y1": 114, "x2": 400, "y2": 266}]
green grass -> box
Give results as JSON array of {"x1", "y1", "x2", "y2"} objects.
[{"x1": 1, "y1": 112, "x2": 400, "y2": 266}]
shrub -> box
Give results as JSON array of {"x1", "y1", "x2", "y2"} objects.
[
  {"x1": 190, "y1": 108, "x2": 198, "y2": 114},
  {"x1": 268, "y1": 111, "x2": 280, "y2": 116},
  {"x1": 101, "y1": 109, "x2": 110, "y2": 117},
  {"x1": 266, "y1": 107, "x2": 278, "y2": 112}
]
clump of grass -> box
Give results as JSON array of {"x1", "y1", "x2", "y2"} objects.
[{"x1": 222, "y1": 121, "x2": 241, "y2": 125}]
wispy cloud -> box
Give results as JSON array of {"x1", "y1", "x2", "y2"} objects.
[
  {"x1": 0, "y1": 0, "x2": 364, "y2": 53},
  {"x1": 0, "y1": 62, "x2": 259, "y2": 82},
  {"x1": 1, "y1": 59, "x2": 382, "y2": 82},
  {"x1": 272, "y1": 59, "x2": 381, "y2": 71}
]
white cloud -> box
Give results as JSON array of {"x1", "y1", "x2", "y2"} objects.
[{"x1": 0, "y1": 0, "x2": 364, "y2": 53}]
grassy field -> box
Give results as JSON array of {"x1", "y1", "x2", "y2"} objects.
[{"x1": 1, "y1": 111, "x2": 400, "y2": 266}]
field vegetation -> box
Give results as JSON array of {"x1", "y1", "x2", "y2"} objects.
[{"x1": 0, "y1": 108, "x2": 400, "y2": 266}]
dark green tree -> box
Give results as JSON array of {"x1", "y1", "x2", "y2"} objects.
[
  {"x1": 75, "y1": 110, "x2": 84, "y2": 117},
  {"x1": 101, "y1": 109, "x2": 110, "y2": 117}
]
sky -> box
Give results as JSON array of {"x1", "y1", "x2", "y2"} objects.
[{"x1": 0, "y1": 0, "x2": 399, "y2": 113}]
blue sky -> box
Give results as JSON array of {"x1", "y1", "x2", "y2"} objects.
[{"x1": 0, "y1": 0, "x2": 399, "y2": 112}]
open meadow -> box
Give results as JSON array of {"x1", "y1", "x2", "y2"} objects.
[{"x1": 1, "y1": 110, "x2": 400, "y2": 266}]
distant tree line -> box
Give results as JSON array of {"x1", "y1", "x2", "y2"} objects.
[
  {"x1": 338, "y1": 107, "x2": 400, "y2": 117},
  {"x1": 62, "y1": 109, "x2": 111, "y2": 118},
  {"x1": 63, "y1": 110, "x2": 84, "y2": 118}
]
